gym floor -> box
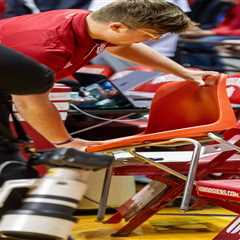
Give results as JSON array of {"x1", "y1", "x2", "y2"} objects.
[{"x1": 72, "y1": 207, "x2": 234, "y2": 240}]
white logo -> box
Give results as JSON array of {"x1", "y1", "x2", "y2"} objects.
[
  {"x1": 198, "y1": 186, "x2": 240, "y2": 198},
  {"x1": 226, "y1": 217, "x2": 240, "y2": 234}
]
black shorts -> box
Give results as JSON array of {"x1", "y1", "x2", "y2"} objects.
[{"x1": 0, "y1": 45, "x2": 54, "y2": 95}]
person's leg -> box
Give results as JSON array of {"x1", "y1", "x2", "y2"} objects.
[{"x1": 0, "y1": 45, "x2": 54, "y2": 182}]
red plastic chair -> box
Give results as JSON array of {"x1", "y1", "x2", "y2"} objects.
[
  {"x1": 87, "y1": 74, "x2": 236, "y2": 152},
  {"x1": 86, "y1": 74, "x2": 238, "y2": 236}
]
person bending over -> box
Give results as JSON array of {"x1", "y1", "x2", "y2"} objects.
[{"x1": 0, "y1": 0, "x2": 218, "y2": 151}]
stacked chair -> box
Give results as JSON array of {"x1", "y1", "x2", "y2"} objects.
[{"x1": 86, "y1": 74, "x2": 240, "y2": 237}]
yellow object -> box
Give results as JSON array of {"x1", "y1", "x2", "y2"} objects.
[{"x1": 72, "y1": 207, "x2": 235, "y2": 240}]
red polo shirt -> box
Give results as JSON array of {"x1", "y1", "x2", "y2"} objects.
[{"x1": 0, "y1": 9, "x2": 108, "y2": 80}]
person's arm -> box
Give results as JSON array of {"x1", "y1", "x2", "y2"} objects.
[
  {"x1": 12, "y1": 93, "x2": 102, "y2": 151},
  {"x1": 106, "y1": 43, "x2": 217, "y2": 84},
  {"x1": 12, "y1": 92, "x2": 71, "y2": 143}
]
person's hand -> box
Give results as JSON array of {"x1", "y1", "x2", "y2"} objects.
[
  {"x1": 182, "y1": 69, "x2": 219, "y2": 86},
  {"x1": 54, "y1": 138, "x2": 105, "y2": 151}
]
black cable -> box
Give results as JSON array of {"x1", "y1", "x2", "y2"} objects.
[{"x1": 70, "y1": 103, "x2": 144, "y2": 122}]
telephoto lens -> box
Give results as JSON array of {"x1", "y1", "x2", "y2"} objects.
[
  {"x1": 0, "y1": 168, "x2": 89, "y2": 240},
  {"x1": 0, "y1": 148, "x2": 113, "y2": 240}
]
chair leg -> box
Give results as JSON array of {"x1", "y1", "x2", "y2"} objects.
[
  {"x1": 105, "y1": 180, "x2": 167, "y2": 224},
  {"x1": 97, "y1": 165, "x2": 113, "y2": 221},
  {"x1": 111, "y1": 183, "x2": 185, "y2": 236}
]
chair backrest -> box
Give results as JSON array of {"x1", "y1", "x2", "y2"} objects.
[
  {"x1": 86, "y1": 74, "x2": 237, "y2": 153},
  {"x1": 145, "y1": 74, "x2": 236, "y2": 134}
]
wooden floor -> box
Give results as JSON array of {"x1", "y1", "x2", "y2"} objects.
[{"x1": 72, "y1": 207, "x2": 235, "y2": 240}]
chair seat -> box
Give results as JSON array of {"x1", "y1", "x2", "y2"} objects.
[{"x1": 196, "y1": 180, "x2": 240, "y2": 202}]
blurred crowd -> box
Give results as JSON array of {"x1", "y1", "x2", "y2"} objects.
[{"x1": 0, "y1": 0, "x2": 91, "y2": 17}]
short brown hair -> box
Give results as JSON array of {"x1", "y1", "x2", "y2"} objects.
[{"x1": 91, "y1": 0, "x2": 195, "y2": 34}]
